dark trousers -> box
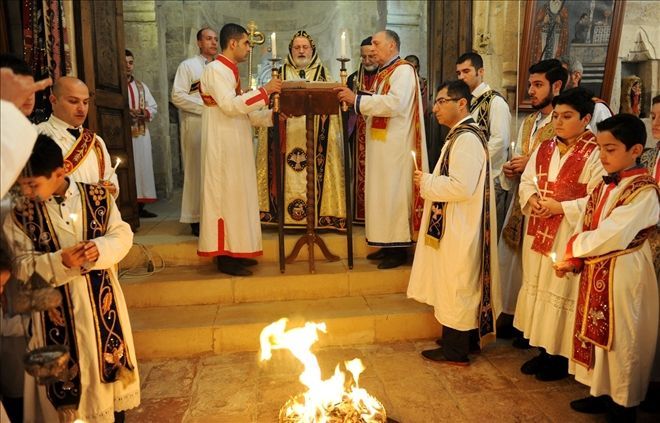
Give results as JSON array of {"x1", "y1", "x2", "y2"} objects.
[{"x1": 442, "y1": 326, "x2": 470, "y2": 361}]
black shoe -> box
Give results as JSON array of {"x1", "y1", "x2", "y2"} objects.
[
  {"x1": 190, "y1": 223, "x2": 200, "y2": 237},
  {"x1": 139, "y1": 208, "x2": 158, "y2": 218},
  {"x1": 435, "y1": 337, "x2": 480, "y2": 354},
  {"x1": 377, "y1": 250, "x2": 407, "y2": 269},
  {"x1": 535, "y1": 355, "x2": 568, "y2": 381},
  {"x1": 512, "y1": 336, "x2": 531, "y2": 349},
  {"x1": 366, "y1": 249, "x2": 387, "y2": 260},
  {"x1": 421, "y1": 347, "x2": 469, "y2": 367},
  {"x1": 520, "y1": 351, "x2": 548, "y2": 375},
  {"x1": 236, "y1": 258, "x2": 258, "y2": 267},
  {"x1": 640, "y1": 383, "x2": 660, "y2": 413},
  {"x1": 216, "y1": 257, "x2": 252, "y2": 276},
  {"x1": 606, "y1": 403, "x2": 637, "y2": 423},
  {"x1": 570, "y1": 395, "x2": 610, "y2": 414}
]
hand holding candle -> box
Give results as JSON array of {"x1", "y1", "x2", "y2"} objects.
[{"x1": 270, "y1": 32, "x2": 277, "y2": 59}]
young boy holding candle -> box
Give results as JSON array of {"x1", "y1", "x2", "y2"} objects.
[
  {"x1": 514, "y1": 87, "x2": 605, "y2": 381},
  {"x1": 554, "y1": 114, "x2": 659, "y2": 421},
  {"x1": 3, "y1": 135, "x2": 140, "y2": 423}
]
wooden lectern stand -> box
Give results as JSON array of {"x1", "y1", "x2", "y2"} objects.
[{"x1": 274, "y1": 82, "x2": 353, "y2": 273}]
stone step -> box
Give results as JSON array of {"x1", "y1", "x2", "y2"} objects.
[
  {"x1": 121, "y1": 259, "x2": 411, "y2": 308},
  {"x1": 123, "y1": 220, "x2": 373, "y2": 268},
  {"x1": 128, "y1": 293, "x2": 440, "y2": 359}
]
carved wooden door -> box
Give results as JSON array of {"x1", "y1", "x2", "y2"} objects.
[{"x1": 75, "y1": 0, "x2": 139, "y2": 228}]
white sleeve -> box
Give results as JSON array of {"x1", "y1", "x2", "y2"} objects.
[
  {"x1": 201, "y1": 64, "x2": 269, "y2": 117},
  {"x1": 172, "y1": 62, "x2": 204, "y2": 115},
  {"x1": 1, "y1": 101, "x2": 37, "y2": 197},
  {"x1": 420, "y1": 133, "x2": 486, "y2": 202}
]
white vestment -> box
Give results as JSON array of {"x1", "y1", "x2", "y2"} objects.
[
  {"x1": 407, "y1": 117, "x2": 500, "y2": 331},
  {"x1": 514, "y1": 136, "x2": 605, "y2": 357},
  {"x1": 128, "y1": 79, "x2": 158, "y2": 202},
  {"x1": 37, "y1": 115, "x2": 119, "y2": 191},
  {"x1": 587, "y1": 102, "x2": 612, "y2": 134},
  {"x1": 356, "y1": 58, "x2": 428, "y2": 246},
  {"x1": 568, "y1": 176, "x2": 659, "y2": 407},
  {"x1": 1, "y1": 100, "x2": 37, "y2": 197},
  {"x1": 172, "y1": 55, "x2": 206, "y2": 223},
  {"x1": 498, "y1": 112, "x2": 553, "y2": 314},
  {"x1": 3, "y1": 183, "x2": 139, "y2": 423},
  {"x1": 198, "y1": 55, "x2": 272, "y2": 257}
]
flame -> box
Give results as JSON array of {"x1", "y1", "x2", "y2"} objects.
[{"x1": 260, "y1": 318, "x2": 386, "y2": 422}]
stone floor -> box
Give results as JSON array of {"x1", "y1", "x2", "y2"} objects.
[{"x1": 125, "y1": 338, "x2": 658, "y2": 423}]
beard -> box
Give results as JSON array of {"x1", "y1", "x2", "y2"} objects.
[
  {"x1": 363, "y1": 64, "x2": 377, "y2": 72},
  {"x1": 532, "y1": 91, "x2": 554, "y2": 110},
  {"x1": 293, "y1": 56, "x2": 311, "y2": 69}
]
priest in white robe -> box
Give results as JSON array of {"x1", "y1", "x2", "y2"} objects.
[
  {"x1": 336, "y1": 30, "x2": 427, "y2": 269},
  {"x1": 172, "y1": 27, "x2": 218, "y2": 236},
  {"x1": 407, "y1": 80, "x2": 499, "y2": 366},
  {"x1": 4, "y1": 135, "x2": 139, "y2": 423},
  {"x1": 198, "y1": 23, "x2": 281, "y2": 276},
  {"x1": 37, "y1": 77, "x2": 119, "y2": 196}
]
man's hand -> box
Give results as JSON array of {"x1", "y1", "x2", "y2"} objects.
[
  {"x1": 61, "y1": 244, "x2": 87, "y2": 269},
  {"x1": 510, "y1": 155, "x2": 530, "y2": 175},
  {"x1": 538, "y1": 198, "x2": 563, "y2": 216},
  {"x1": 413, "y1": 170, "x2": 424, "y2": 188},
  {"x1": 553, "y1": 259, "x2": 582, "y2": 278},
  {"x1": 528, "y1": 194, "x2": 553, "y2": 218},
  {"x1": 502, "y1": 161, "x2": 517, "y2": 179},
  {"x1": 334, "y1": 86, "x2": 356, "y2": 106},
  {"x1": 98, "y1": 180, "x2": 118, "y2": 196},
  {"x1": 263, "y1": 78, "x2": 282, "y2": 95},
  {"x1": 0, "y1": 68, "x2": 52, "y2": 109},
  {"x1": 83, "y1": 241, "x2": 100, "y2": 263}
]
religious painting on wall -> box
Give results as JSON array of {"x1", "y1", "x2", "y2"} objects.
[{"x1": 517, "y1": 0, "x2": 625, "y2": 110}]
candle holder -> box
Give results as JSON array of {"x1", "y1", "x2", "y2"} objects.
[
  {"x1": 336, "y1": 57, "x2": 350, "y2": 112},
  {"x1": 269, "y1": 57, "x2": 282, "y2": 113}
]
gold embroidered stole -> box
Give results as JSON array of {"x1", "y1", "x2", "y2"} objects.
[
  {"x1": 129, "y1": 79, "x2": 147, "y2": 137},
  {"x1": 572, "y1": 174, "x2": 659, "y2": 368},
  {"x1": 526, "y1": 132, "x2": 598, "y2": 254},
  {"x1": 11, "y1": 183, "x2": 136, "y2": 411},
  {"x1": 501, "y1": 112, "x2": 556, "y2": 248},
  {"x1": 63, "y1": 128, "x2": 106, "y2": 180}
]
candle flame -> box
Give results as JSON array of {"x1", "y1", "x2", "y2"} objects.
[
  {"x1": 550, "y1": 252, "x2": 557, "y2": 263},
  {"x1": 69, "y1": 213, "x2": 78, "y2": 223}
]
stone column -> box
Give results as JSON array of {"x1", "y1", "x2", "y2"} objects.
[{"x1": 123, "y1": 0, "x2": 177, "y2": 199}]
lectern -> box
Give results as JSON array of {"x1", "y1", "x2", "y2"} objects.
[{"x1": 273, "y1": 81, "x2": 353, "y2": 273}]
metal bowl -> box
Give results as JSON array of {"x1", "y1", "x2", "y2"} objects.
[{"x1": 23, "y1": 345, "x2": 70, "y2": 385}]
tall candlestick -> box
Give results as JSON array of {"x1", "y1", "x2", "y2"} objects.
[
  {"x1": 340, "y1": 31, "x2": 347, "y2": 58},
  {"x1": 270, "y1": 32, "x2": 277, "y2": 59},
  {"x1": 411, "y1": 151, "x2": 418, "y2": 171}
]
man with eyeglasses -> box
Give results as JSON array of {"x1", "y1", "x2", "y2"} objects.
[
  {"x1": 407, "y1": 80, "x2": 499, "y2": 366},
  {"x1": 256, "y1": 30, "x2": 346, "y2": 231},
  {"x1": 335, "y1": 30, "x2": 428, "y2": 269}
]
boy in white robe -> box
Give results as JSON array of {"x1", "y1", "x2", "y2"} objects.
[
  {"x1": 514, "y1": 88, "x2": 605, "y2": 381},
  {"x1": 555, "y1": 114, "x2": 659, "y2": 421},
  {"x1": 3, "y1": 135, "x2": 139, "y2": 423}
]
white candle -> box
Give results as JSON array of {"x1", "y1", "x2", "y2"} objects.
[
  {"x1": 411, "y1": 151, "x2": 418, "y2": 171},
  {"x1": 533, "y1": 176, "x2": 542, "y2": 197},
  {"x1": 340, "y1": 31, "x2": 347, "y2": 58},
  {"x1": 510, "y1": 141, "x2": 515, "y2": 156},
  {"x1": 106, "y1": 157, "x2": 121, "y2": 180},
  {"x1": 549, "y1": 252, "x2": 557, "y2": 263},
  {"x1": 270, "y1": 32, "x2": 277, "y2": 59},
  {"x1": 69, "y1": 213, "x2": 78, "y2": 223}
]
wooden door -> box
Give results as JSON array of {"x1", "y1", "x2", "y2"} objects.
[
  {"x1": 74, "y1": 0, "x2": 139, "y2": 229},
  {"x1": 426, "y1": 1, "x2": 472, "y2": 170}
]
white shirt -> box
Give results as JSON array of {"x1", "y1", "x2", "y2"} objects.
[{"x1": 1, "y1": 100, "x2": 37, "y2": 197}]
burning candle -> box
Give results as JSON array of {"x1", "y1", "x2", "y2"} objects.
[
  {"x1": 270, "y1": 32, "x2": 277, "y2": 59},
  {"x1": 510, "y1": 141, "x2": 516, "y2": 156},
  {"x1": 106, "y1": 157, "x2": 121, "y2": 180},
  {"x1": 340, "y1": 31, "x2": 347, "y2": 58},
  {"x1": 411, "y1": 150, "x2": 418, "y2": 171},
  {"x1": 69, "y1": 213, "x2": 78, "y2": 223},
  {"x1": 532, "y1": 176, "x2": 542, "y2": 197},
  {"x1": 549, "y1": 252, "x2": 557, "y2": 263}
]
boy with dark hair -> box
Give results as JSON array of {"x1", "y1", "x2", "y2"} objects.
[
  {"x1": 514, "y1": 87, "x2": 605, "y2": 381},
  {"x1": 3, "y1": 134, "x2": 140, "y2": 422},
  {"x1": 555, "y1": 114, "x2": 659, "y2": 421}
]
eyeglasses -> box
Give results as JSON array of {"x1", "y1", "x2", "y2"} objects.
[{"x1": 434, "y1": 97, "x2": 459, "y2": 105}]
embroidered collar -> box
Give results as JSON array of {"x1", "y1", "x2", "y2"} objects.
[{"x1": 216, "y1": 54, "x2": 239, "y2": 82}]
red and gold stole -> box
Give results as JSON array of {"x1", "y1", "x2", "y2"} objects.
[
  {"x1": 128, "y1": 79, "x2": 147, "y2": 137},
  {"x1": 526, "y1": 131, "x2": 598, "y2": 254},
  {"x1": 63, "y1": 128, "x2": 106, "y2": 180},
  {"x1": 200, "y1": 55, "x2": 241, "y2": 106},
  {"x1": 354, "y1": 70, "x2": 377, "y2": 222},
  {"x1": 571, "y1": 171, "x2": 659, "y2": 368}
]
